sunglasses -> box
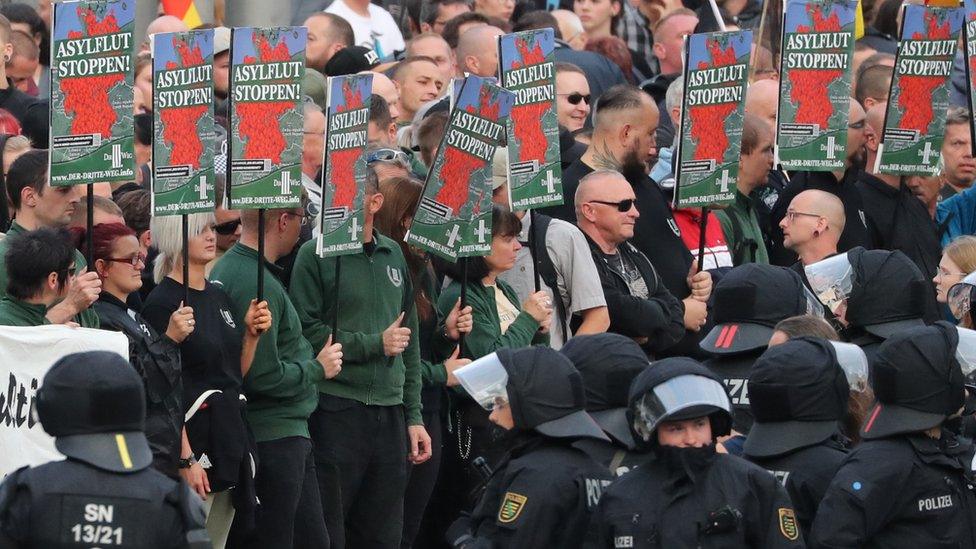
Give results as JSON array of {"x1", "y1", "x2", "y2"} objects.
[
  {"x1": 589, "y1": 199, "x2": 637, "y2": 212},
  {"x1": 366, "y1": 148, "x2": 409, "y2": 165},
  {"x1": 560, "y1": 92, "x2": 591, "y2": 106},
  {"x1": 214, "y1": 219, "x2": 241, "y2": 235}
]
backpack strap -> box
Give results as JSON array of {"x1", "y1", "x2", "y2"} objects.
[{"x1": 530, "y1": 213, "x2": 571, "y2": 338}]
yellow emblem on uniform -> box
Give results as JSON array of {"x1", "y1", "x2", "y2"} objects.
[
  {"x1": 778, "y1": 508, "x2": 799, "y2": 541},
  {"x1": 498, "y1": 492, "x2": 528, "y2": 523}
]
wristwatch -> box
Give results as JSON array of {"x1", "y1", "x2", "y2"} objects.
[{"x1": 178, "y1": 454, "x2": 197, "y2": 469}]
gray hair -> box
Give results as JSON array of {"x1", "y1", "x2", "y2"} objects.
[
  {"x1": 665, "y1": 75, "x2": 684, "y2": 115},
  {"x1": 149, "y1": 211, "x2": 216, "y2": 284},
  {"x1": 946, "y1": 106, "x2": 970, "y2": 128}
]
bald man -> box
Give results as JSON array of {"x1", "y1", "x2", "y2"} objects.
[
  {"x1": 552, "y1": 10, "x2": 587, "y2": 51},
  {"x1": 406, "y1": 33, "x2": 456, "y2": 83},
  {"x1": 781, "y1": 189, "x2": 846, "y2": 268},
  {"x1": 305, "y1": 13, "x2": 355, "y2": 71},
  {"x1": 856, "y1": 102, "x2": 941, "y2": 285},
  {"x1": 744, "y1": 79, "x2": 779, "y2": 127},
  {"x1": 576, "y1": 169, "x2": 686, "y2": 352},
  {"x1": 140, "y1": 15, "x2": 187, "y2": 53},
  {"x1": 768, "y1": 99, "x2": 874, "y2": 265},
  {"x1": 456, "y1": 24, "x2": 503, "y2": 77},
  {"x1": 369, "y1": 71, "x2": 401, "y2": 122}
]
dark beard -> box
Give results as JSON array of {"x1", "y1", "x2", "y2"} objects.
[{"x1": 619, "y1": 148, "x2": 651, "y2": 183}]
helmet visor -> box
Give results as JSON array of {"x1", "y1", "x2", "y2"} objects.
[
  {"x1": 948, "y1": 273, "x2": 976, "y2": 321},
  {"x1": 829, "y1": 340, "x2": 869, "y2": 392},
  {"x1": 956, "y1": 327, "x2": 976, "y2": 378},
  {"x1": 803, "y1": 285, "x2": 826, "y2": 318},
  {"x1": 804, "y1": 253, "x2": 853, "y2": 315},
  {"x1": 454, "y1": 353, "x2": 509, "y2": 411},
  {"x1": 632, "y1": 374, "x2": 730, "y2": 442}
]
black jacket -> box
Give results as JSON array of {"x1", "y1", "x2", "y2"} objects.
[
  {"x1": 811, "y1": 434, "x2": 976, "y2": 548},
  {"x1": 449, "y1": 435, "x2": 613, "y2": 548},
  {"x1": 747, "y1": 438, "x2": 848, "y2": 540},
  {"x1": 583, "y1": 233, "x2": 686, "y2": 355},
  {"x1": 704, "y1": 350, "x2": 763, "y2": 434},
  {"x1": 588, "y1": 444, "x2": 804, "y2": 548},
  {"x1": 0, "y1": 82, "x2": 48, "y2": 147},
  {"x1": 93, "y1": 294, "x2": 183, "y2": 478},
  {"x1": 768, "y1": 168, "x2": 874, "y2": 266},
  {"x1": 553, "y1": 40, "x2": 627, "y2": 110}
]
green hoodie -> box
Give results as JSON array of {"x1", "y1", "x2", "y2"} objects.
[
  {"x1": 0, "y1": 297, "x2": 51, "y2": 326},
  {"x1": 289, "y1": 232, "x2": 423, "y2": 426},
  {"x1": 209, "y1": 243, "x2": 323, "y2": 442},
  {"x1": 0, "y1": 222, "x2": 99, "y2": 328}
]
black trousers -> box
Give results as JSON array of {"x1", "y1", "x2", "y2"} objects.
[
  {"x1": 310, "y1": 394, "x2": 409, "y2": 549},
  {"x1": 400, "y1": 412, "x2": 443, "y2": 548},
  {"x1": 240, "y1": 436, "x2": 329, "y2": 549}
]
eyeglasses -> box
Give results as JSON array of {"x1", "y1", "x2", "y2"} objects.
[
  {"x1": 936, "y1": 267, "x2": 968, "y2": 278},
  {"x1": 785, "y1": 210, "x2": 823, "y2": 222},
  {"x1": 105, "y1": 254, "x2": 147, "y2": 268},
  {"x1": 214, "y1": 219, "x2": 241, "y2": 235},
  {"x1": 559, "y1": 92, "x2": 591, "y2": 106},
  {"x1": 366, "y1": 148, "x2": 409, "y2": 165},
  {"x1": 588, "y1": 199, "x2": 637, "y2": 212},
  {"x1": 848, "y1": 120, "x2": 866, "y2": 130},
  {"x1": 284, "y1": 211, "x2": 310, "y2": 227},
  {"x1": 66, "y1": 266, "x2": 77, "y2": 277}
]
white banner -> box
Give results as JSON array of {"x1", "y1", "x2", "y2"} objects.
[{"x1": 0, "y1": 325, "x2": 129, "y2": 478}]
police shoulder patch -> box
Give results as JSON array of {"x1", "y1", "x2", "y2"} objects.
[
  {"x1": 778, "y1": 508, "x2": 799, "y2": 541},
  {"x1": 498, "y1": 492, "x2": 527, "y2": 524}
]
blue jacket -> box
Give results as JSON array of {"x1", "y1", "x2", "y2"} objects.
[{"x1": 937, "y1": 185, "x2": 976, "y2": 246}]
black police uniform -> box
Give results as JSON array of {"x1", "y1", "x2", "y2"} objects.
[
  {"x1": 743, "y1": 336, "x2": 856, "y2": 539},
  {"x1": 700, "y1": 264, "x2": 820, "y2": 435},
  {"x1": 810, "y1": 323, "x2": 976, "y2": 548},
  {"x1": 0, "y1": 351, "x2": 209, "y2": 549},
  {"x1": 563, "y1": 334, "x2": 655, "y2": 477},
  {"x1": 448, "y1": 347, "x2": 613, "y2": 548},
  {"x1": 587, "y1": 358, "x2": 804, "y2": 548}
]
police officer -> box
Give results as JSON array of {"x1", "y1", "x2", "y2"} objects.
[
  {"x1": 588, "y1": 357, "x2": 804, "y2": 548},
  {"x1": 0, "y1": 351, "x2": 209, "y2": 548},
  {"x1": 446, "y1": 347, "x2": 613, "y2": 548},
  {"x1": 562, "y1": 333, "x2": 652, "y2": 476},
  {"x1": 699, "y1": 264, "x2": 824, "y2": 445},
  {"x1": 810, "y1": 323, "x2": 976, "y2": 548},
  {"x1": 744, "y1": 337, "x2": 865, "y2": 538}
]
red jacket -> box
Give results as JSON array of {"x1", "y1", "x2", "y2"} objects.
[{"x1": 673, "y1": 208, "x2": 733, "y2": 270}]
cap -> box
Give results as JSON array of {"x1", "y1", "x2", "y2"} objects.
[
  {"x1": 701, "y1": 264, "x2": 821, "y2": 355},
  {"x1": 744, "y1": 337, "x2": 850, "y2": 457},
  {"x1": 846, "y1": 248, "x2": 927, "y2": 338},
  {"x1": 324, "y1": 46, "x2": 380, "y2": 76},
  {"x1": 561, "y1": 333, "x2": 648, "y2": 447},
  {"x1": 948, "y1": 271, "x2": 976, "y2": 322},
  {"x1": 303, "y1": 68, "x2": 328, "y2": 111},
  {"x1": 213, "y1": 26, "x2": 230, "y2": 56},
  {"x1": 862, "y1": 322, "x2": 966, "y2": 440},
  {"x1": 498, "y1": 347, "x2": 609, "y2": 442},
  {"x1": 628, "y1": 357, "x2": 732, "y2": 445},
  {"x1": 492, "y1": 146, "x2": 508, "y2": 190},
  {"x1": 36, "y1": 351, "x2": 153, "y2": 473}
]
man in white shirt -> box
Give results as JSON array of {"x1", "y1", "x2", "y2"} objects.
[{"x1": 324, "y1": 0, "x2": 405, "y2": 60}]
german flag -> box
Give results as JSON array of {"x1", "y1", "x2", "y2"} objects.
[{"x1": 161, "y1": 0, "x2": 203, "y2": 29}]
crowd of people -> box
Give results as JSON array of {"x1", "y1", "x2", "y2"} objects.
[{"x1": 0, "y1": 0, "x2": 975, "y2": 547}]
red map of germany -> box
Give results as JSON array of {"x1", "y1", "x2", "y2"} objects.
[
  {"x1": 790, "y1": 5, "x2": 843, "y2": 128},
  {"x1": 898, "y1": 13, "x2": 951, "y2": 131},
  {"x1": 329, "y1": 83, "x2": 365, "y2": 209},
  {"x1": 237, "y1": 34, "x2": 293, "y2": 163},
  {"x1": 690, "y1": 39, "x2": 739, "y2": 161},
  {"x1": 61, "y1": 7, "x2": 123, "y2": 137},
  {"x1": 160, "y1": 37, "x2": 207, "y2": 168},
  {"x1": 435, "y1": 85, "x2": 502, "y2": 215},
  {"x1": 509, "y1": 37, "x2": 550, "y2": 163}
]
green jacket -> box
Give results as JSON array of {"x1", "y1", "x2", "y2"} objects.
[
  {"x1": 289, "y1": 232, "x2": 424, "y2": 426},
  {"x1": 0, "y1": 297, "x2": 51, "y2": 326},
  {"x1": 715, "y1": 190, "x2": 770, "y2": 265},
  {"x1": 437, "y1": 277, "x2": 548, "y2": 360},
  {"x1": 0, "y1": 222, "x2": 99, "y2": 328},
  {"x1": 209, "y1": 243, "x2": 323, "y2": 442}
]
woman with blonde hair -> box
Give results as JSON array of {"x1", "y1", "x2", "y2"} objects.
[{"x1": 934, "y1": 236, "x2": 976, "y2": 325}]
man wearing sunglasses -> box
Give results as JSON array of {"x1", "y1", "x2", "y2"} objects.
[
  {"x1": 768, "y1": 99, "x2": 875, "y2": 266},
  {"x1": 576, "y1": 169, "x2": 686, "y2": 356}
]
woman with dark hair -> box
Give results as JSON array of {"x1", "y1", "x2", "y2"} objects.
[
  {"x1": 574, "y1": 0, "x2": 622, "y2": 42},
  {"x1": 76, "y1": 222, "x2": 191, "y2": 480},
  {"x1": 374, "y1": 176, "x2": 473, "y2": 548}
]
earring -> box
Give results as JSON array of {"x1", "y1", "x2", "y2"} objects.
[
  {"x1": 3, "y1": 55, "x2": 9, "y2": 62},
  {"x1": 813, "y1": 230, "x2": 821, "y2": 237}
]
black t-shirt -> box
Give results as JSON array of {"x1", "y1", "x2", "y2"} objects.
[{"x1": 142, "y1": 277, "x2": 244, "y2": 408}]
